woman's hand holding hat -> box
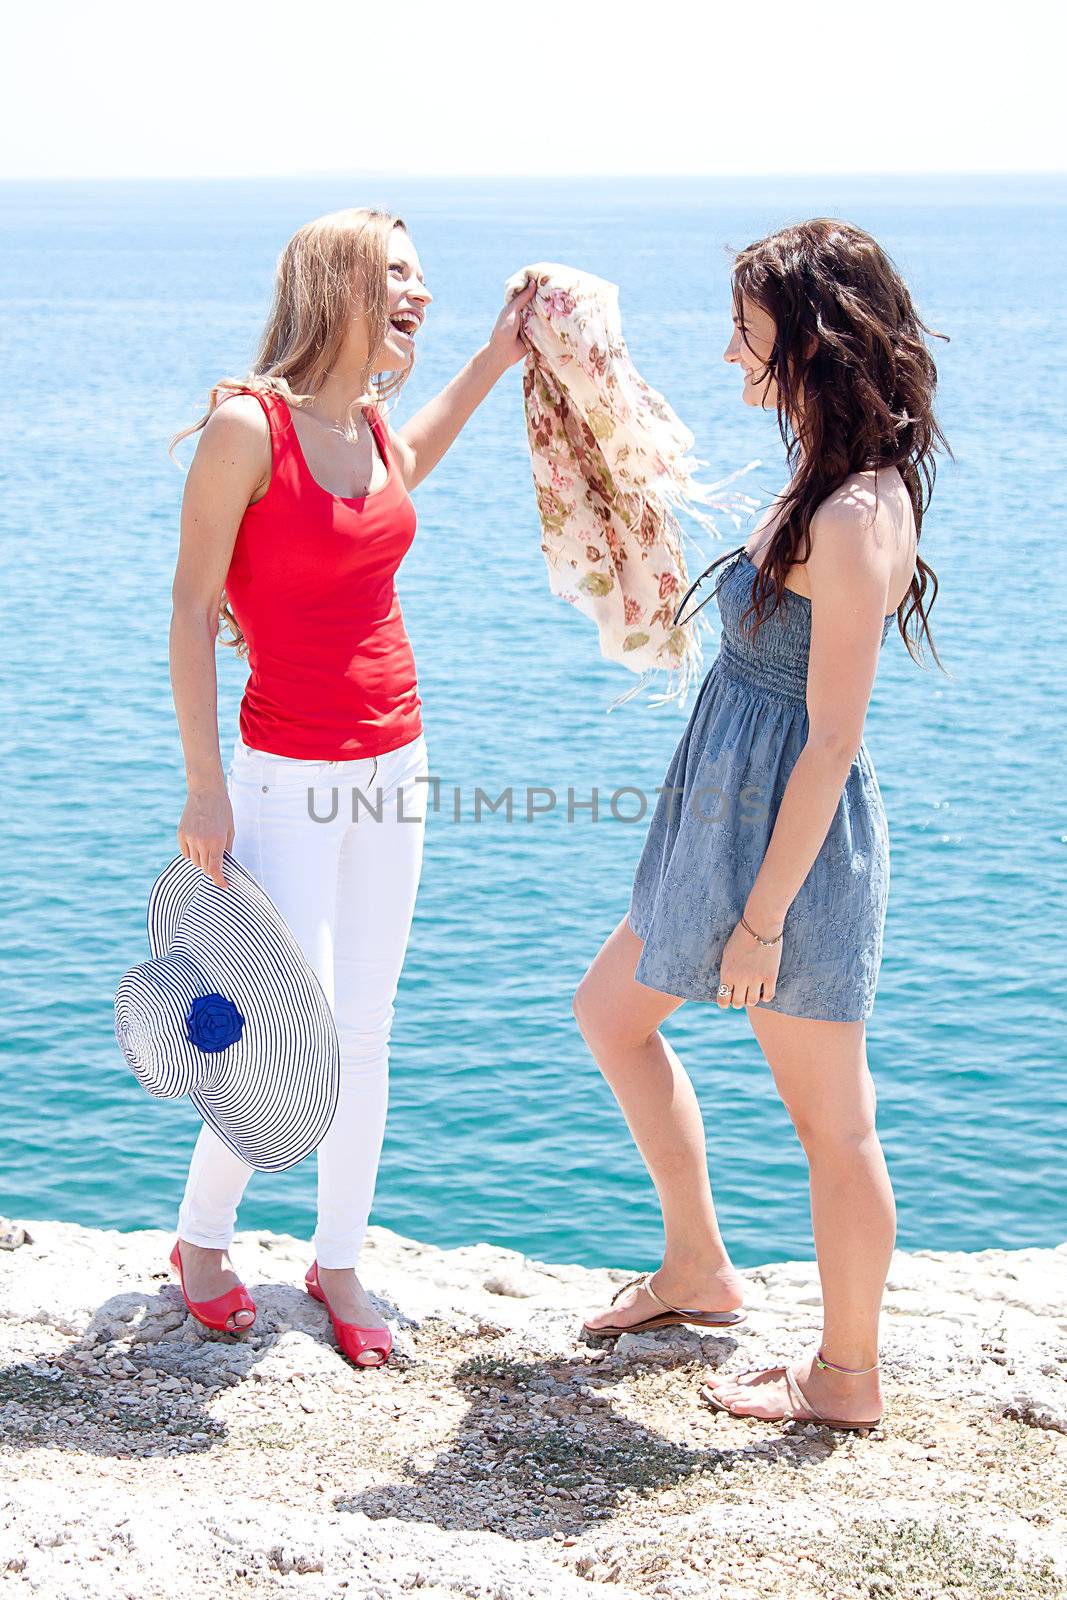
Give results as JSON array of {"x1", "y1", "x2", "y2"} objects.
[{"x1": 178, "y1": 783, "x2": 234, "y2": 891}]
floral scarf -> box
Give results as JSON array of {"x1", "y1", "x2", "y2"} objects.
[{"x1": 505, "y1": 262, "x2": 758, "y2": 711}]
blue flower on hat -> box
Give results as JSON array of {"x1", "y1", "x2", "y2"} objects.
[{"x1": 186, "y1": 993, "x2": 245, "y2": 1053}]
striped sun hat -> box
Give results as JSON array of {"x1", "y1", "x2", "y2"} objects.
[{"x1": 114, "y1": 849, "x2": 339, "y2": 1172}]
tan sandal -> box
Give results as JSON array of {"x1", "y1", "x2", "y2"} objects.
[
  {"x1": 582, "y1": 1270, "x2": 747, "y2": 1338},
  {"x1": 699, "y1": 1353, "x2": 883, "y2": 1432}
]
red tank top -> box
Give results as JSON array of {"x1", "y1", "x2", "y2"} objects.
[{"x1": 221, "y1": 388, "x2": 423, "y2": 759}]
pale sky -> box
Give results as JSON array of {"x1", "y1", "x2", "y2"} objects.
[{"x1": 2, "y1": 0, "x2": 1062, "y2": 180}]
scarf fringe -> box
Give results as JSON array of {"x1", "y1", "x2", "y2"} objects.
[
  {"x1": 604, "y1": 472, "x2": 759, "y2": 717},
  {"x1": 604, "y1": 625, "x2": 709, "y2": 715},
  {"x1": 602, "y1": 458, "x2": 759, "y2": 717}
]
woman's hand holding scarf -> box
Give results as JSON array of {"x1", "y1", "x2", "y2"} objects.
[{"x1": 485, "y1": 278, "x2": 537, "y2": 375}]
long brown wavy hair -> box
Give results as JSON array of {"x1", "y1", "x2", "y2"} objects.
[
  {"x1": 168, "y1": 206, "x2": 412, "y2": 658},
  {"x1": 700, "y1": 218, "x2": 949, "y2": 670}
]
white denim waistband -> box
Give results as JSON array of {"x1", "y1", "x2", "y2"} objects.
[{"x1": 229, "y1": 729, "x2": 426, "y2": 779}]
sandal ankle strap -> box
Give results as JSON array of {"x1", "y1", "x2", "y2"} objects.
[{"x1": 814, "y1": 1346, "x2": 880, "y2": 1375}]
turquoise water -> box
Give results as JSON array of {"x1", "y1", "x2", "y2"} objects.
[{"x1": 1, "y1": 176, "x2": 1064, "y2": 1270}]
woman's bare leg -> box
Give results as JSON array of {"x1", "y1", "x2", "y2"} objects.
[
  {"x1": 704, "y1": 1009, "x2": 893, "y2": 1422},
  {"x1": 575, "y1": 917, "x2": 746, "y2": 1329}
]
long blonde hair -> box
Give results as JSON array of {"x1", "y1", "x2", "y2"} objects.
[{"x1": 169, "y1": 206, "x2": 412, "y2": 658}]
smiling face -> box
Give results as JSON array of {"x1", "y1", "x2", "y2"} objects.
[
  {"x1": 376, "y1": 225, "x2": 433, "y2": 373},
  {"x1": 724, "y1": 292, "x2": 779, "y2": 410}
]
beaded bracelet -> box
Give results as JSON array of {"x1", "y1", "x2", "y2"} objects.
[{"x1": 740, "y1": 912, "x2": 784, "y2": 947}]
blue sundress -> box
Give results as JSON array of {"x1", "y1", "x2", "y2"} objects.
[{"x1": 628, "y1": 549, "x2": 893, "y2": 1022}]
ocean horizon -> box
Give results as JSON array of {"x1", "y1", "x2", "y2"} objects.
[{"x1": 1, "y1": 173, "x2": 1063, "y2": 1271}]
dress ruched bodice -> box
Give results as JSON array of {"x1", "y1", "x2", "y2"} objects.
[{"x1": 716, "y1": 552, "x2": 894, "y2": 705}]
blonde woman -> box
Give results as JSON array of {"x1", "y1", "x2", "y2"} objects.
[{"x1": 166, "y1": 207, "x2": 534, "y2": 1365}]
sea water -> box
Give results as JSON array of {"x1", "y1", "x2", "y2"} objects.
[{"x1": 1, "y1": 174, "x2": 1063, "y2": 1269}]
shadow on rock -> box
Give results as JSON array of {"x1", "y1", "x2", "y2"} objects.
[
  {"x1": 337, "y1": 1333, "x2": 842, "y2": 1539},
  {"x1": 0, "y1": 1266, "x2": 412, "y2": 1461}
]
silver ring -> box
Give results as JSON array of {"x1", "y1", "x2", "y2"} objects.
[{"x1": 717, "y1": 983, "x2": 732, "y2": 997}]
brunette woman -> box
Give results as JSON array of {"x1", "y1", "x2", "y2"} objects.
[
  {"x1": 166, "y1": 207, "x2": 535, "y2": 1365},
  {"x1": 577, "y1": 219, "x2": 947, "y2": 1430}
]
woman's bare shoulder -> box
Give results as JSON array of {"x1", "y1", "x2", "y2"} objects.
[
  {"x1": 816, "y1": 469, "x2": 913, "y2": 549},
  {"x1": 811, "y1": 469, "x2": 916, "y2": 609},
  {"x1": 182, "y1": 390, "x2": 273, "y2": 505},
  {"x1": 198, "y1": 390, "x2": 271, "y2": 480},
  {"x1": 203, "y1": 388, "x2": 271, "y2": 443}
]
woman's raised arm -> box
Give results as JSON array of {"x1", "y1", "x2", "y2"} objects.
[{"x1": 388, "y1": 279, "x2": 536, "y2": 490}]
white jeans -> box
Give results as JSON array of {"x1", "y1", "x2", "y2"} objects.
[{"x1": 175, "y1": 727, "x2": 429, "y2": 1268}]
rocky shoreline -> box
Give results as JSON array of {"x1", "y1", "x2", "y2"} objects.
[{"x1": 1, "y1": 1216, "x2": 1064, "y2": 1598}]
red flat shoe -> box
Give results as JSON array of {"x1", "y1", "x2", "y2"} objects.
[
  {"x1": 304, "y1": 1260, "x2": 392, "y2": 1367},
  {"x1": 168, "y1": 1239, "x2": 256, "y2": 1334}
]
